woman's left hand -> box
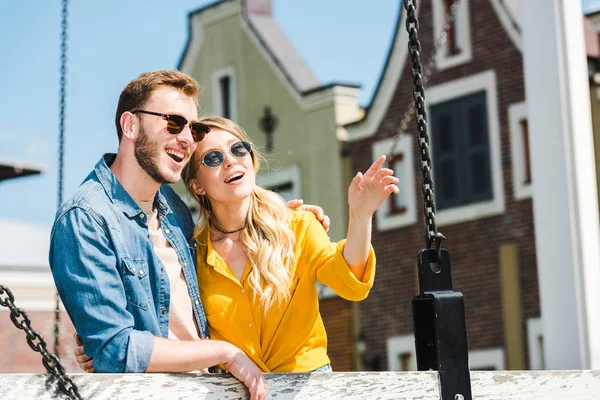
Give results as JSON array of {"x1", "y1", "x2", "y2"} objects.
[{"x1": 348, "y1": 155, "x2": 399, "y2": 218}]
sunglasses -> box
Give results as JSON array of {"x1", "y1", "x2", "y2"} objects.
[
  {"x1": 200, "y1": 141, "x2": 252, "y2": 168},
  {"x1": 132, "y1": 110, "x2": 210, "y2": 142}
]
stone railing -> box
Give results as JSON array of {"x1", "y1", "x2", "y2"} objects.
[{"x1": 1, "y1": 370, "x2": 600, "y2": 399}]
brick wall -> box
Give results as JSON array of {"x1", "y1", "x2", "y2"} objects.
[
  {"x1": 320, "y1": 297, "x2": 354, "y2": 371},
  {"x1": 346, "y1": 0, "x2": 540, "y2": 370},
  {"x1": 0, "y1": 311, "x2": 78, "y2": 373}
]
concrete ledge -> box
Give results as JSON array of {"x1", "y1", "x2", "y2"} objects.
[{"x1": 1, "y1": 370, "x2": 600, "y2": 399}]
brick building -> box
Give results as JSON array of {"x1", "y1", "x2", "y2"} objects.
[{"x1": 341, "y1": 0, "x2": 544, "y2": 371}]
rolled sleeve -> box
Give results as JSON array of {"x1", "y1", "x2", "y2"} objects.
[
  {"x1": 314, "y1": 240, "x2": 376, "y2": 301},
  {"x1": 331, "y1": 240, "x2": 376, "y2": 299},
  {"x1": 297, "y1": 211, "x2": 376, "y2": 301},
  {"x1": 49, "y1": 207, "x2": 152, "y2": 373},
  {"x1": 124, "y1": 330, "x2": 155, "y2": 372}
]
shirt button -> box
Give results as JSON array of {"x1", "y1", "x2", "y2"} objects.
[
  {"x1": 139, "y1": 213, "x2": 145, "y2": 219},
  {"x1": 164, "y1": 228, "x2": 170, "y2": 234},
  {"x1": 195, "y1": 300, "x2": 199, "y2": 306},
  {"x1": 248, "y1": 323, "x2": 253, "y2": 328},
  {"x1": 183, "y1": 262, "x2": 187, "y2": 267},
  {"x1": 139, "y1": 270, "x2": 145, "y2": 277},
  {"x1": 161, "y1": 309, "x2": 166, "y2": 315},
  {"x1": 147, "y1": 234, "x2": 150, "y2": 239},
  {"x1": 241, "y1": 289, "x2": 245, "y2": 294},
  {"x1": 132, "y1": 267, "x2": 137, "y2": 273},
  {"x1": 160, "y1": 267, "x2": 164, "y2": 273}
]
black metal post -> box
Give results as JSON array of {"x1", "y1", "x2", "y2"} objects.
[{"x1": 412, "y1": 248, "x2": 472, "y2": 400}]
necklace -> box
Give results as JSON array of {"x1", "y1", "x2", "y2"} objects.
[{"x1": 210, "y1": 221, "x2": 246, "y2": 235}]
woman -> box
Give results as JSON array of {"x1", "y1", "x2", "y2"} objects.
[{"x1": 180, "y1": 116, "x2": 399, "y2": 372}]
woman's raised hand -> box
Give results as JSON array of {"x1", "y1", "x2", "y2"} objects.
[{"x1": 347, "y1": 155, "x2": 399, "y2": 218}]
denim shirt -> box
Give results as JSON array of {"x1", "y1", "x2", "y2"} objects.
[{"x1": 49, "y1": 154, "x2": 209, "y2": 373}]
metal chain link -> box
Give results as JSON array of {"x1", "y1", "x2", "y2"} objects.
[
  {"x1": 0, "y1": 285, "x2": 83, "y2": 400},
  {"x1": 401, "y1": 0, "x2": 457, "y2": 253},
  {"x1": 55, "y1": 0, "x2": 69, "y2": 357},
  {"x1": 386, "y1": 0, "x2": 460, "y2": 162}
]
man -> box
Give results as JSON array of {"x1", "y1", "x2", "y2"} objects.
[{"x1": 49, "y1": 70, "x2": 328, "y2": 400}]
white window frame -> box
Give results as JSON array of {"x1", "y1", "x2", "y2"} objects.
[
  {"x1": 432, "y1": 0, "x2": 473, "y2": 71},
  {"x1": 527, "y1": 317, "x2": 544, "y2": 370},
  {"x1": 469, "y1": 347, "x2": 505, "y2": 370},
  {"x1": 387, "y1": 335, "x2": 417, "y2": 371},
  {"x1": 211, "y1": 66, "x2": 238, "y2": 121},
  {"x1": 427, "y1": 70, "x2": 505, "y2": 226},
  {"x1": 372, "y1": 136, "x2": 417, "y2": 231},
  {"x1": 257, "y1": 164, "x2": 301, "y2": 203},
  {"x1": 508, "y1": 102, "x2": 532, "y2": 200}
]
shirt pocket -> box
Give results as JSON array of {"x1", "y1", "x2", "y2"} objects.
[{"x1": 121, "y1": 257, "x2": 150, "y2": 311}]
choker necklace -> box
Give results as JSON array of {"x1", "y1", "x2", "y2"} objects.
[{"x1": 210, "y1": 221, "x2": 246, "y2": 235}]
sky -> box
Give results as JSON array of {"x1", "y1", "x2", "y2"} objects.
[{"x1": 0, "y1": 0, "x2": 599, "y2": 227}]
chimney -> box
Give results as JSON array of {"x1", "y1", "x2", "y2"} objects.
[{"x1": 243, "y1": 0, "x2": 272, "y2": 16}]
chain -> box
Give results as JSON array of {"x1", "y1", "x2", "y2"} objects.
[
  {"x1": 55, "y1": 0, "x2": 69, "y2": 357},
  {"x1": 0, "y1": 285, "x2": 83, "y2": 400},
  {"x1": 387, "y1": 0, "x2": 460, "y2": 160},
  {"x1": 401, "y1": 0, "x2": 456, "y2": 253}
]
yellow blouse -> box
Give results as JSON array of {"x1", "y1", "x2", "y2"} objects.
[{"x1": 196, "y1": 210, "x2": 376, "y2": 372}]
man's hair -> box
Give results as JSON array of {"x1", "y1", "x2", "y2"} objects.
[{"x1": 115, "y1": 70, "x2": 200, "y2": 142}]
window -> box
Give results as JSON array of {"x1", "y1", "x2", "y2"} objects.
[
  {"x1": 267, "y1": 182, "x2": 293, "y2": 202},
  {"x1": 388, "y1": 154, "x2": 408, "y2": 215},
  {"x1": 443, "y1": 0, "x2": 461, "y2": 55},
  {"x1": 211, "y1": 66, "x2": 238, "y2": 121},
  {"x1": 219, "y1": 76, "x2": 231, "y2": 118},
  {"x1": 372, "y1": 136, "x2": 417, "y2": 231},
  {"x1": 426, "y1": 70, "x2": 504, "y2": 225},
  {"x1": 469, "y1": 348, "x2": 505, "y2": 370},
  {"x1": 387, "y1": 335, "x2": 417, "y2": 371},
  {"x1": 256, "y1": 164, "x2": 301, "y2": 202},
  {"x1": 430, "y1": 91, "x2": 492, "y2": 210},
  {"x1": 433, "y1": 0, "x2": 472, "y2": 70},
  {"x1": 527, "y1": 318, "x2": 545, "y2": 370},
  {"x1": 509, "y1": 102, "x2": 532, "y2": 199}
]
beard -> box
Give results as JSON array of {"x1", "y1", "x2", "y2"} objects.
[{"x1": 134, "y1": 124, "x2": 180, "y2": 184}]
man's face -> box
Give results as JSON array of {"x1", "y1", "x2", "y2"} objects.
[{"x1": 133, "y1": 87, "x2": 198, "y2": 184}]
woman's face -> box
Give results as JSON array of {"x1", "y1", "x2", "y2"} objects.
[{"x1": 192, "y1": 128, "x2": 256, "y2": 205}]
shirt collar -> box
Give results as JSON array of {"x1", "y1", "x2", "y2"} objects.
[{"x1": 94, "y1": 153, "x2": 171, "y2": 218}]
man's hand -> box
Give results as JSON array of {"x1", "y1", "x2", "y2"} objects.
[
  {"x1": 73, "y1": 332, "x2": 95, "y2": 373},
  {"x1": 223, "y1": 349, "x2": 268, "y2": 400},
  {"x1": 287, "y1": 199, "x2": 330, "y2": 232}
]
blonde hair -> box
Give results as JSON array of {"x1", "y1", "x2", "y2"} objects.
[{"x1": 181, "y1": 116, "x2": 296, "y2": 312}]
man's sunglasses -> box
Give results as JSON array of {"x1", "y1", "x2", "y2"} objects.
[
  {"x1": 132, "y1": 110, "x2": 210, "y2": 142},
  {"x1": 201, "y1": 141, "x2": 252, "y2": 168}
]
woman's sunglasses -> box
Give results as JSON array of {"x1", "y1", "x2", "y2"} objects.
[
  {"x1": 132, "y1": 110, "x2": 210, "y2": 142},
  {"x1": 201, "y1": 141, "x2": 252, "y2": 168}
]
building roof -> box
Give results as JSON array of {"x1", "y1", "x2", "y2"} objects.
[
  {"x1": 177, "y1": 0, "x2": 360, "y2": 96},
  {"x1": 0, "y1": 157, "x2": 46, "y2": 182},
  {"x1": 0, "y1": 219, "x2": 50, "y2": 270}
]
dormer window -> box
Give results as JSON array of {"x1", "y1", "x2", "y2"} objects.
[
  {"x1": 433, "y1": 0, "x2": 472, "y2": 70},
  {"x1": 444, "y1": 0, "x2": 461, "y2": 55},
  {"x1": 212, "y1": 66, "x2": 238, "y2": 121},
  {"x1": 219, "y1": 75, "x2": 231, "y2": 118}
]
